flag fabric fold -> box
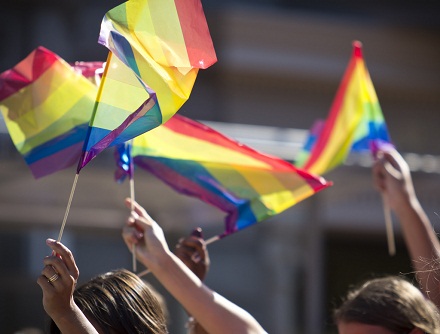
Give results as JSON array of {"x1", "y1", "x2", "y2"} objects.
[
  {"x1": 295, "y1": 41, "x2": 392, "y2": 175},
  {"x1": 126, "y1": 114, "x2": 331, "y2": 238},
  {"x1": 114, "y1": 141, "x2": 133, "y2": 183},
  {"x1": 78, "y1": 0, "x2": 217, "y2": 172},
  {"x1": 0, "y1": 47, "x2": 98, "y2": 178}
]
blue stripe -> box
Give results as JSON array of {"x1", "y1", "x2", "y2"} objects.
[
  {"x1": 135, "y1": 156, "x2": 258, "y2": 231},
  {"x1": 24, "y1": 123, "x2": 88, "y2": 164},
  {"x1": 111, "y1": 31, "x2": 141, "y2": 78},
  {"x1": 109, "y1": 105, "x2": 163, "y2": 147},
  {"x1": 86, "y1": 101, "x2": 162, "y2": 150},
  {"x1": 85, "y1": 127, "x2": 111, "y2": 150},
  {"x1": 352, "y1": 122, "x2": 391, "y2": 151}
]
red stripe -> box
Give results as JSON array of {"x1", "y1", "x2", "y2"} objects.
[
  {"x1": 303, "y1": 42, "x2": 360, "y2": 170},
  {"x1": 165, "y1": 114, "x2": 299, "y2": 172},
  {"x1": 0, "y1": 46, "x2": 59, "y2": 101},
  {"x1": 296, "y1": 168, "x2": 332, "y2": 192},
  {"x1": 174, "y1": 0, "x2": 217, "y2": 69}
]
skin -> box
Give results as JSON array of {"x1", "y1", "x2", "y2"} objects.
[
  {"x1": 174, "y1": 229, "x2": 210, "y2": 334},
  {"x1": 175, "y1": 229, "x2": 210, "y2": 282},
  {"x1": 122, "y1": 198, "x2": 267, "y2": 334},
  {"x1": 36, "y1": 239, "x2": 99, "y2": 334},
  {"x1": 36, "y1": 200, "x2": 265, "y2": 334},
  {"x1": 372, "y1": 148, "x2": 440, "y2": 308}
]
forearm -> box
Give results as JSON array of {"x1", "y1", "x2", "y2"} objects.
[
  {"x1": 395, "y1": 197, "x2": 440, "y2": 306},
  {"x1": 148, "y1": 252, "x2": 267, "y2": 334},
  {"x1": 51, "y1": 304, "x2": 99, "y2": 334}
]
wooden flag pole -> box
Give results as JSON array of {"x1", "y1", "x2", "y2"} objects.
[
  {"x1": 204, "y1": 235, "x2": 220, "y2": 245},
  {"x1": 57, "y1": 173, "x2": 80, "y2": 242},
  {"x1": 382, "y1": 195, "x2": 396, "y2": 256},
  {"x1": 130, "y1": 175, "x2": 137, "y2": 272},
  {"x1": 127, "y1": 139, "x2": 137, "y2": 273}
]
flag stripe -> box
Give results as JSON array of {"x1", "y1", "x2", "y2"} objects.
[
  {"x1": 79, "y1": 0, "x2": 216, "y2": 172},
  {"x1": 161, "y1": 115, "x2": 308, "y2": 173},
  {"x1": 301, "y1": 49, "x2": 358, "y2": 171},
  {"x1": 296, "y1": 41, "x2": 392, "y2": 175},
  {"x1": 28, "y1": 142, "x2": 85, "y2": 179},
  {"x1": 129, "y1": 114, "x2": 331, "y2": 238},
  {"x1": 23, "y1": 123, "x2": 88, "y2": 163},
  {"x1": 174, "y1": 0, "x2": 216, "y2": 68},
  {"x1": 0, "y1": 47, "x2": 97, "y2": 179},
  {"x1": 0, "y1": 47, "x2": 58, "y2": 101}
]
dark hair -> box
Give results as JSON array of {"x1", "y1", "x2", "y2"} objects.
[
  {"x1": 334, "y1": 276, "x2": 440, "y2": 334},
  {"x1": 49, "y1": 269, "x2": 168, "y2": 334}
]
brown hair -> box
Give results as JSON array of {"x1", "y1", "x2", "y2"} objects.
[
  {"x1": 334, "y1": 276, "x2": 440, "y2": 334},
  {"x1": 49, "y1": 269, "x2": 168, "y2": 334}
]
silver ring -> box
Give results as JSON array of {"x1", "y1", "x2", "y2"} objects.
[{"x1": 47, "y1": 273, "x2": 60, "y2": 283}]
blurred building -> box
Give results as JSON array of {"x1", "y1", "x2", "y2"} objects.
[{"x1": 1, "y1": 1, "x2": 440, "y2": 333}]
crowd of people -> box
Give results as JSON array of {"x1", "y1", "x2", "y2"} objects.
[{"x1": 36, "y1": 147, "x2": 440, "y2": 333}]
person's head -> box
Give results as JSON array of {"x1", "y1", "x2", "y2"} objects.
[
  {"x1": 49, "y1": 269, "x2": 168, "y2": 334},
  {"x1": 334, "y1": 276, "x2": 440, "y2": 334}
]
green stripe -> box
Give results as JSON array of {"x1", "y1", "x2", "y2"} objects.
[{"x1": 17, "y1": 96, "x2": 93, "y2": 154}]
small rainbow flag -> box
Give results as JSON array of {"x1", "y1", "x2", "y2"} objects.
[
  {"x1": 114, "y1": 141, "x2": 133, "y2": 183},
  {"x1": 0, "y1": 47, "x2": 97, "y2": 178},
  {"x1": 77, "y1": 0, "x2": 217, "y2": 171},
  {"x1": 295, "y1": 41, "x2": 392, "y2": 175},
  {"x1": 129, "y1": 114, "x2": 331, "y2": 238}
]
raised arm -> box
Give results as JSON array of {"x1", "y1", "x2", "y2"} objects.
[
  {"x1": 122, "y1": 198, "x2": 267, "y2": 334},
  {"x1": 372, "y1": 148, "x2": 440, "y2": 307},
  {"x1": 37, "y1": 239, "x2": 99, "y2": 334}
]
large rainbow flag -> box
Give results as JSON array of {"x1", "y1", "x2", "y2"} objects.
[
  {"x1": 128, "y1": 114, "x2": 331, "y2": 238},
  {"x1": 295, "y1": 41, "x2": 392, "y2": 175},
  {"x1": 77, "y1": 0, "x2": 217, "y2": 172},
  {"x1": 0, "y1": 47, "x2": 97, "y2": 178}
]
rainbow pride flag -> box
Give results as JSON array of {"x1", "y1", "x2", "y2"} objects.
[
  {"x1": 77, "y1": 0, "x2": 217, "y2": 171},
  {"x1": 129, "y1": 114, "x2": 331, "y2": 237},
  {"x1": 295, "y1": 41, "x2": 392, "y2": 175},
  {"x1": 0, "y1": 47, "x2": 97, "y2": 178}
]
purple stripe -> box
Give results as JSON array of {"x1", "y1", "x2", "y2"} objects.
[{"x1": 29, "y1": 142, "x2": 83, "y2": 179}]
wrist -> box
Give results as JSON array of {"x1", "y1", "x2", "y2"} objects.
[
  {"x1": 51, "y1": 302, "x2": 83, "y2": 326},
  {"x1": 145, "y1": 248, "x2": 175, "y2": 273}
]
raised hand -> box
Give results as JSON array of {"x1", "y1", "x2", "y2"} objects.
[{"x1": 175, "y1": 228, "x2": 210, "y2": 282}]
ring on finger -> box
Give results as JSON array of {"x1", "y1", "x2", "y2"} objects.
[{"x1": 47, "y1": 273, "x2": 60, "y2": 283}]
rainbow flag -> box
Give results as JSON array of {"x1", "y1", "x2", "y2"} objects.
[
  {"x1": 295, "y1": 41, "x2": 392, "y2": 175},
  {"x1": 129, "y1": 114, "x2": 331, "y2": 237},
  {"x1": 77, "y1": 0, "x2": 217, "y2": 171},
  {"x1": 0, "y1": 47, "x2": 97, "y2": 178}
]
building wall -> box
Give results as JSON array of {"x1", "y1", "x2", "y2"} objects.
[{"x1": 1, "y1": 1, "x2": 440, "y2": 333}]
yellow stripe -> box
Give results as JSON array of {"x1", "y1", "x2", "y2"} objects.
[
  {"x1": 133, "y1": 126, "x2": 271, "y2": 169},
  {"x1": 123, "y1": 0, "x2": 191, "y2": 68},
  {"x1": 309, "y1": 59, "x2": 369, "y2": 175},
  {"x1": 94, "y1": 55, "x2": 150, "y2": 129},
  {"x1": 115, "y1": 31, "x2": 196, "y2": 121},
  {"x1": 238, "y1": 168, "x2": 311, "y2": 212},
  {"x1": 1, "y1": 61, "x2": 96, "y2": 151}
]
